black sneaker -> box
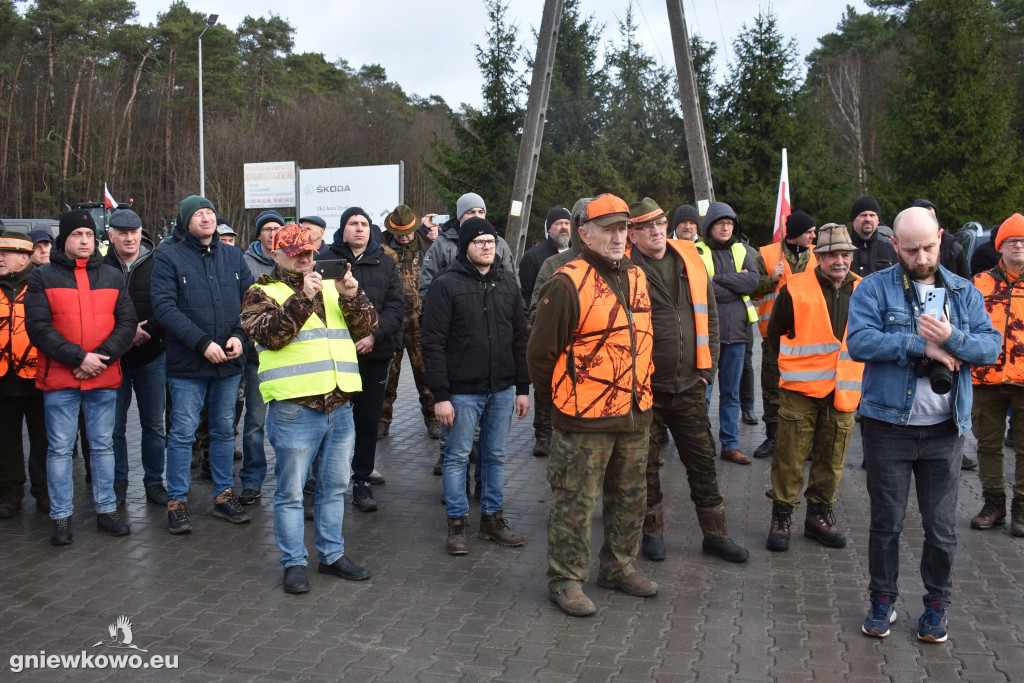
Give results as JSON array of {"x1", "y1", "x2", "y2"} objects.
[
  {"x1": 96, "y1": 511, "x2": 131, "y2": 536},
  {"x1": 352, "y1": 481, "x2": 378, "y2": 512},
  {"x1": 318, "y1": 555, "x2": 371, "y2": 581},
  {"x1": 237, "y1": 488, "x2": 261, "y2": 506},
  {"x1": 167, "y1": 500, "x2": 192, "y2": 534},
  {"x1": 50, "y1": 517, "x2": 73, "y2": 546},
  {"x1": 212, "y1": 491, "x2": 251, "y2": 524},
  {"x1": 113, "y1": 482, "x2": 128, "y2": 507},
  {"x1": 433, "y1": 453, "x2": 444, "y2": 476},
  {"x1": 145, "y1": 484, "x2": 168, "y2": 506}
]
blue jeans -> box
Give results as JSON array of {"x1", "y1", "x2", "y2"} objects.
[
  {"x1": 863, "y1": 417, "x2": 962, "y2": 606},
  {"x1": 113, "y1": 354, "x2": 167, "y2": 488},
  {"x1": 705, "y1": 342, "x2": 745, "y2": 450},
  {"x1": 443, "y1": 387, "x2": 515, "y2": 519},
  {"x1": 267, "y1": 400, "x2": 354, "y2": 568},
  {"x1": 239, "y1": 358, "x2": 268, "y2": 490},
  {"x1": 166, "y1": 375, "x2": 242, "y2": 501},
  {"x1": 44, "y1": 388, "x2": 117, "y2": 518}
]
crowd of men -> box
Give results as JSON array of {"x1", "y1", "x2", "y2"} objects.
[{"x1": 2, "y1": 189, "x2": 1022, "y2": 645}]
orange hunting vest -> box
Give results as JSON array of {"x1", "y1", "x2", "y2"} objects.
[
  {"x1": 972, "y1": 269, "x2": 1024, "y2": 386},
  {"x1": 666, "y1": 239, "x2": 712, "y2": 369},
  {"x1": 0, "y1": 286, "x2": 37, "y2": 379},
  {"x1": 756, "y1": 242, "x2": 816, "y2": 337},
  {"x1": 777, "y1": 270, "x2": 862, "y2": 411},
  {"x1": 551, "y1": 258, "x2": 654, "y2": 418}
]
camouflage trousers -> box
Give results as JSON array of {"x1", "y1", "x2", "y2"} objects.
[
  {"x1": 760, "y1": 338, "x2": 780, "y2": 425},
  {"x1": 647, "y1": 384, "x2": 723, "y2": 509},
  {"x1": 766, "y1": 388, "x2": 854, "y2": 507},
  {"x1": 381, "y1": 309, "x2": 436, "y2": 428},
  {"x1": 546, "y1": 426, "x2": 648, "y2": 591}
]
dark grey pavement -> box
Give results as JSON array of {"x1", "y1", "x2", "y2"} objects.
[{"x1": 2, "y1": 345, "x2": 1024, "y2": 681}]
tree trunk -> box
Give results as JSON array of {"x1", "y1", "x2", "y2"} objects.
[
  {"x1": 111, "y1": 46, "x2": 152, "y2": 179},
  {"x1": 61, "y1": 57, "x2": 87, "y2": 180}
]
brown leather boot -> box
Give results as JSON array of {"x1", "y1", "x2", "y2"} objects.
[
  {"x1": 696, "y1": 503, "x2": 749, "y2": 562},
  {"x1": 641, "y1": 504, "x2": 666, "y2": 561},
  {"x1": 1011, "y1": 497, "x2": 1024, "y2": 537},
  {"x1": 767, "y1": 503, "x2": 793, "y2": 551},
  {"x1": 720, "y1": 448, "x2": 751, "y2": 465},
  {"x1": 479, "y1": 511, "x2": 524, "y2": 546},
  {"x1": 446, "y1": 516, "x2": 469, "y2": 555},
  {"x1": 970, "y1": 494, "x2": 1006, "y2": 530},
  {"x1": 804, "y1": 502, "x2": 847, "y2": 548}
]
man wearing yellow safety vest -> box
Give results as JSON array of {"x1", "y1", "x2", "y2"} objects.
[
  {"x1": 240, "y1": 223, "x2": 379, "y2": 595},
  {"x1": 752, "y1": 211, "x2": 818, "y2": 459},
  {"x1": 764, "y1": 224, "x2": 862, "y2": 551},
  {"x1": 626, "y1": 197, "x2": 748, "y2": 564},
  {"x1": 696, "y1": 202, "x2": 759, "y2": 464}
]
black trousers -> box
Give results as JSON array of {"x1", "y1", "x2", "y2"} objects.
[
  {"x1": 350, "y1": 358, "x2": 391, "y2": 483},
  {"x1": 0, "y1": 394, "x2": 48, "y2": 502}
]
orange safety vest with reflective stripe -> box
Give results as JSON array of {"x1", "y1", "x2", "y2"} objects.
[
  {"x1": 0, "y1": 285, "x2": 37, "y2": 379},
  {"x1": 777, "y1": 270, "x2": 863, "y2": 411},
  {"x1": 972, "y1": 269, "x2": 1024, "y2": 386},
  {"x1": 552, "y1": 258, "x2": 654, "y2": 418},
  {"x1": 756, "y1": 241, "x2": 816, "y2": 337},
  {"x1": 666, "y1": 239, "x2": 712, "y2": 369}
]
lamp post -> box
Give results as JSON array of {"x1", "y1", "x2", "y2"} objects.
[{"x1": 198, "y1": 13, "x2": 218, "y2": 197}]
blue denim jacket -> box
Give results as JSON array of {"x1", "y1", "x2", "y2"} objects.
[{"x1": 847, "y1": 264, "x2": 1000, "y2": 435}]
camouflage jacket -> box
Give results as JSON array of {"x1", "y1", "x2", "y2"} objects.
[{"x1": 383, "y1": 231, "x2": 433, "y2": 317}]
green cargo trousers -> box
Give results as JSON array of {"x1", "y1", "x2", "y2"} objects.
[
  {"x1": 646, "y1": 383, "x2": 723, "y2": 508},
  {"x1": 546, "y1": 426, "x2": 648, "y2": 592},
  {"x1": 971, "y1": 384, "x2": 1024, "y2": 498}
]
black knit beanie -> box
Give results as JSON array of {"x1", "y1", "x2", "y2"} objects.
[
  {"x1": 850, "y1": 196, "x2": 882, "y2": 222},
  {"x1": 785, "y1": 210, "x2": 816, "y2": 240},
  {"x1": 57, "y1": 209, "x2": 97, "y2": 251},
  {"x1": 545, "y1": 205, "x2": 571, "y2": 232},
  {"x1": 458, "y1": 217, "x2": 497, "y2": 258}
]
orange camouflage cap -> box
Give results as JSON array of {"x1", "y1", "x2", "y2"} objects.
[{"x1": 272, "y1": 223, "x2": 318, "y2": 256}]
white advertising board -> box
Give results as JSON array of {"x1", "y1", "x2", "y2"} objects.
[
  {"x1": 243, "y1": 161, "x2": 296, "y2": 209},
  {"x1": 298, "y1": 164, "x2": 402, "y2": 243}
]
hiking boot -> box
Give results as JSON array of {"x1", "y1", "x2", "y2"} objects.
[
  {"x1": 368, "y1": 469, "x2": 386, "y2": 485},
  {"x1": 113, "y1": 482, "x2": 128, "y2": 507},
  {"x1": 917, "y1": 602, "x2": 948, "y2": 643},
  {"x1": 50, "y1": 516, "x2": 73, "y2": 546},
  {"x1": 804, "y1": 502, "x2": 847, "y2": 548},
  {"x1": 479, "y1": 511, "x2": 525, "y2": 546},
  {"x1": 212, "y1": 491, "x2": 251, "y2": 524},
  {"x1": 145, "y1": 484, "x2": 168, "y2": 506},
  {"x1": 446, "y1": 515, "x2": 469, "y2": 555},
  {"x1": 283, "y1": 565, "x2": 310, "y2": 594},
  {"x1": 432, "y1": 453, "x2": 444, "y2": 476},
  {"x1": 696, "y1": 503, "x2": 749, "y2": 562},
  {"x1": 96, "y1": 511, "x2": 131, "y2": 536},
  {"x1": 377, "y1": 422, "x2": 389, "y2": 439},
  {"x1": 1012, "y1": 497, "x2": 1024, "y2": 537},
  {"x1": 961, "y1": 454, "x2": 978, "y2": 470},
  {"x1": 352, "y1": 481, "x2": 378, "y2": 512},
  {"x1": 767, "y1": 503, "x2": 793, "y2": 551},
  {"x1": 970, "y1": 493, "x2": 1006, "y2": 530},
  {"x1": 549, "y1": 587, "x2": 596, "y2": 617},
  {"x1": 318, "y1": 555, "x2": 371, "y2": 581},
  {"x1": 533, "y1": 435, "x2": 550, "y2": 457},
  {"x1": 861, "y1": 594, "x2": 897, "y2": 638},
  {"x1": 597, "y1": 571, "x2": 658, "y2": 597},
  {"x1": 753, "y1": 422, "x2": 777, "y2": 459},
  {"x1": 720, "y1": 448, "x2": 751, "y2": 465},
  {"x1": 237, "y1": 488, "x2": 261, "y2": 506},
  {"x1": 167, "y1": 500, "x2": 192, "y2": 534},
  {"x1": 35, "y1": 496, "x2": 50, "y2": 514},
  {"x1": 742, "y1": 408, "x2": 758, "y2": 425},
  {"x1": 641, "y1": 504, "x2": 666, "y2": 561},
  {"x1": 0, "y1": 497, "x2": 20, "y2": 519},
  {"x1": 427, "y1": 422, "x2": 441, "y2": 439}
]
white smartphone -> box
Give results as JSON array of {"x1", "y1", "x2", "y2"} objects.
[{"x1": 924, "y1": 288, "x2": 946, "y2": 319}]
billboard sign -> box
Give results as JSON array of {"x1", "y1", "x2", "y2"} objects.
[
  {"x1": 298, "y1": 164, "x2": 402, "y2": 242},
  {"x1": 243, "y1": 161, "x2": 296, "y2": 209}
]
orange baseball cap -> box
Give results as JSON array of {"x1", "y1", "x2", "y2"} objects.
[{"x1": 582, "y1": 194, "x2": 630, "y2": 227}]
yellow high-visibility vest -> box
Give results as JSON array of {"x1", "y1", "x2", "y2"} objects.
[{"x1": 697, "y1": 241, "x2": 757, "y2": 324}]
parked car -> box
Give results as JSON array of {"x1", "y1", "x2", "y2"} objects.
[{"x1": 0, "y1": 218, "x2": 59, "y2": 239}]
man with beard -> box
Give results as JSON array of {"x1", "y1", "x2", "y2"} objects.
[
  {"x1": 849, "y1": 196, "x2": 896, "y2": 278},
  {"x1": 764, "y1": 224, "x2": 861, "y2": 552},
  {"x1": 849, "y1": 206, "x2": 999, "y2": 643},
  {"x1": 672, "y1": 204, "x2": 700, "y2": 242}
]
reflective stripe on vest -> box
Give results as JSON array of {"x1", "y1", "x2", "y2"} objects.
[
  {"x1": 551, "y1": 258, "x2": 654, "y2": 418},
  {"x1": 972, "y1": 270, "x2": 1024, "y2": 386},
  {"x1": 666, "y1": 239, "x2": 712, "y2": 369},
  {"x1": 777, "y1": 269, "x2": 863, "y2": 411},
  {"x1": 0, "y1": 286, "x2": 36, "y2": 379},
  {"x1": 254, "y1": 281, "x2": 362, "y2": 402},
  {"x1": 755, "y1": 242, "x2": 817, "y2": 337},
  {"x1": 698, "y1": 241, "x2": 757, "y2": 324}
]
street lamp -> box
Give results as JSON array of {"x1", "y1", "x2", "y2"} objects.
[{"x1": 198, "y1": 13, "x2": 218, "y2": 197}]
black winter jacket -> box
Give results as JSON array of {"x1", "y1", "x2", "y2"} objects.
[
  {"x1": 421, "y1": 256, "x2": 529, "y2": 402},
  {"x1": 518, "y1": 236, "x2": 561, "y2": 308},
  {"x1": 850, "y1": 230, "x2": 897, "y2": 278},
  {"x1": 150, "y1": 232, "x2": 254, "y2": 378},
  {"x1": 103, "y1": 237, "x2": 166, "y2": 372}
]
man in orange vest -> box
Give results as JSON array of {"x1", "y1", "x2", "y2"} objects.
[
  {"x1": 970, "y1": 212, "x2": 1024, "y2": 537},
  {"x1": 0, "y1": 232, "x2": 48, "y2": 518},
  {"x1": 528, "y1": 194, "x2": 658, "y2": 618},
  {"x1": 626, "y1": 198, "x2": 748, "y2": 564},
  {"x1": 764, "y1": 224, "x2": 863, "y2": 552},
  {"x1": 752, "y1": 210, "x2": 817, "y2": 459}
]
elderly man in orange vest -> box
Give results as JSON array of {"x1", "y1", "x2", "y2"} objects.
[
  {"x1": 626, "y1": 197, "x2": 748, "y2": 565},
  {"x1": 528, "y1": 194, "x2": 658, "y2": 618},
  {"x1": 764, "y1": 223, "x2": 863, "y2": 552}
]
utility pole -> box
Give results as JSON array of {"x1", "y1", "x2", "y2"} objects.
[
  {"x1": 666, "y1": 0, "x2": 714, "y2": 206},
  {"x1": 506, "y1": 0, "x2": 563, "y2": 265}
]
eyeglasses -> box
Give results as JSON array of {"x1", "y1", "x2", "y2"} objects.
[
  {"x1": 260, "y1": 225, "x2": 280, "y2": 234},
  {"x1": 470, "y1": 238, "x2": 496, "y2": 249},
  {"x1": 635, "y1": 218, "x2": 668, "y2": 232},
  {"x1": 1004, "y1": 238, "x2": 1024, "y2": 248}
]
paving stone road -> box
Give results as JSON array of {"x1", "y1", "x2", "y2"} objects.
[{"x1": 1, "y1": 345, "x2": 1023, "y2": 681}]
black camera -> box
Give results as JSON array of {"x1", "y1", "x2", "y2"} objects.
[{"x1": 915, "y1": 359, "x2": 952, "y2": 395}]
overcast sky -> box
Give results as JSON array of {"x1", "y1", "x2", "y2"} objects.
[{"x1": 128, "y1": 0, "x2": 873, "y2": 110}]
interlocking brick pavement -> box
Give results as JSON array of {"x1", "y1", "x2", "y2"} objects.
[{"x1": 2, "y1": 344, "x2": 1024, "y2": 681}]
